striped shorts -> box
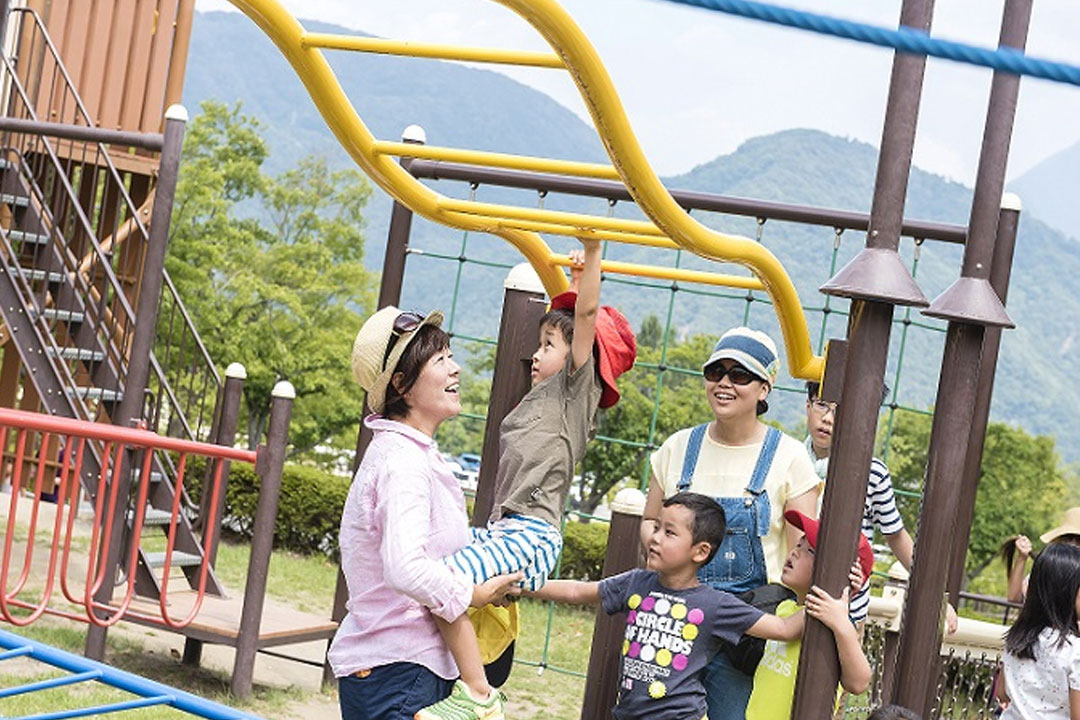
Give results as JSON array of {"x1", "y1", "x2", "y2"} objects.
[{"x1": 444, "y1": 514, "x2": 563, "y2": 592}]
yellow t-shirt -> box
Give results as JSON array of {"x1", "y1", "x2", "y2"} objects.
[
  {"x1": 650, "y1": 426, "x2": 819, "y2": 582},
  {"x1": 745, "y1": 599, "x2": 802, "y2": 720}
]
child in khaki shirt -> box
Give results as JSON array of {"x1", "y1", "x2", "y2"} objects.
[{"x1": 417, "y1": 239, "x2": 637, "y2": 720}]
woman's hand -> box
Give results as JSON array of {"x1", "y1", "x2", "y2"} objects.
[
  {"x1": 1016, "y1": 535, "x2": 1032, "y2": 558},
  {"x1": 471, "y1": 572, "x2": 524, "y2": 608}
]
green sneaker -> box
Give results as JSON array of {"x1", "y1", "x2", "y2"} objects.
[{"x1": 414, "y1": 680, "x2": 506, "y2": 720}]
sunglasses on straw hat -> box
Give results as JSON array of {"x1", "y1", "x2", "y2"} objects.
[{"x1": 381, "y1": 311, "x2": 427, "y2": 371}]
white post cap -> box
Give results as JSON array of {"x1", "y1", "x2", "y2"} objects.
[
  {"x1": 504, "y1": 262, "x2": 544, "y2": 293},
  {"x1": 271, "y1": 380, "x2": 296, "y2": 399},
  {"x1": 165, "y1": 104, "x2": 189, "y2": 122},
  {"x1": 225, "y1": 362, "x2": 247, "y2": 379},
  {"x1": 402, "y1": 124, "x2": 427, "y2": 144},
  {"x1": 1001, "y1": 192, "x2": 1022, "y2": 212},
  {"x1": 888, "y1": 560, "x2": 910, "y2": 581},
  {"x1": 611, "y1": 488, "x2": 647, "y2": 517}
]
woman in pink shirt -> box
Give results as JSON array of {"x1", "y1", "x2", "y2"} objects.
[{"x1": 330, "y1": 307, "x2": 521, "y2": 720}]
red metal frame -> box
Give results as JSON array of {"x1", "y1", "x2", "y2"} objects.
[{"x1": 0, "y1": 407, "x2": 258, "y2": 629}]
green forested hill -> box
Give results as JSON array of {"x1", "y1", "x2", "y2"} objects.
[{"x1": 183, "y1": 12, "x2": 1080, "y2": 462}]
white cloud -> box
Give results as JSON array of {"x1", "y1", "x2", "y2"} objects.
[{"x1": 198, "y1": 0, "x2": 1080, "y2": 181}]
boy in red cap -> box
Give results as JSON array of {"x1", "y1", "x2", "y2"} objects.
[
  {"x1": 418, "y1": 239, "x2": 637, "y2": 720},
  {"x1": 744, "y1": 510, "x2": 873, "y2": 720}
]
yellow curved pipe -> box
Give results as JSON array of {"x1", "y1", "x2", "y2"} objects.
[
  {"x1": 492, "y1": 0, "x2": 819, "y2": 381},
  {"x1": 224, "y1": 0, "x2": 822, "y2": 382},
  {"x1": 225, "y1": 0, "x2": 566, "y2": 296}
]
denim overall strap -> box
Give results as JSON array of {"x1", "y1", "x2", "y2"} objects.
[
  {"x1": 677, "y1": 424, "x2": 709, "y2": 492},
  {"x1": 744, "y1": 426, "x2": 781, "y2": 536}
]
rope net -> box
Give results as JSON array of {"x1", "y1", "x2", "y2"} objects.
[{"x1": 396, "y1": 174, "x2": 949, "y2": 684}]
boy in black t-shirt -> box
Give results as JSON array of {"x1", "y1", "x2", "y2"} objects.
[{"x1": 530, "y1": 492, "x2": 849, "y2": 720}]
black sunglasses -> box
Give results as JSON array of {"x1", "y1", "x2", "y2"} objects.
[
  {"x1": 382, "y1": 311, "x2": 426, "y2": 371},
  {"x1": 703, "y1": 363, "x2": 759, "y2": 386}
]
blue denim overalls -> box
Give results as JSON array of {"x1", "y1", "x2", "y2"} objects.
[{"x1": 676, "y1": 423, "x2": 781, "y2": 720}]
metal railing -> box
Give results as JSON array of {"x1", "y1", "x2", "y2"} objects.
[{"x1": 0, "y1": 407, "x2": 255, "y2": 629}]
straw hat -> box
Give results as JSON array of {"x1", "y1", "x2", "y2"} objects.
[
  {"x1": 1040, "y1": 507, "x2": 1080, "y2": 544},
  {"x1": 351, "y1": 306, "x2": 444, "y2": 414}
]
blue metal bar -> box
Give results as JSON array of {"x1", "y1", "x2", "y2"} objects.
[
  {"x1": 12, "y1": 694, "x2": 171, "y2": 720},
  {"x1": 0, "y1": 646, "x2": 33, "y2": 661},
  {"x1": 660, "y1": 0, "x2": 1080, "y2": 87},
  {"x1": 0, "y1": 670, "x2": 101, "y2": 699},
  {"x1": 0, "y1": 629, "x2": 262, "y2": 720}
]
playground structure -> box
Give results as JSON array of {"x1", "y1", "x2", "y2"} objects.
[
  {"x1": 0, "y1": 0, "x2": 336, "y2": 710},
  {"x1": 0, "y1": 0, "x2": 1050, "y2": 717},
  {"x1": 226, "y1": 0, "x2": 1035, "y2": 717}
]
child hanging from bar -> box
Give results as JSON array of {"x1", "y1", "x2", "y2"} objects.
[{"x1": 415, "y1": 239, "x2": 637, "y2": 720}]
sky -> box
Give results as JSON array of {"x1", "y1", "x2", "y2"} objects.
[{"x1": 198, "y1": 0, "x2": 1080, "y2": 184}]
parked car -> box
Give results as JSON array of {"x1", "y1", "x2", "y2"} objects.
[{"x1": 457, "y1": 453, "x2": 482, "y2": 473}]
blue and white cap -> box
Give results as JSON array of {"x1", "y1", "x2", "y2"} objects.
[{"x1": 702, "y1": 327, "x2": 780, "y2": 385}]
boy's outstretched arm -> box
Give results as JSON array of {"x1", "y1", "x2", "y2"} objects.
[
  {"x1": 526, "y1": 579, "x2": 601, "y2": 606},
  {"x1": 805, "y1": 586, "x2": 872, "y2": 694},
  {"x1": 745, "y1": 607, "x2": 805, "y2": 642},
  {"x1": 570, "y1": 239, "x2": 601, "y2": 372}
]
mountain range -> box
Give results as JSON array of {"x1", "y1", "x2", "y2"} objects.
[{"x1": 182, "y1": 11, "x2": 1080, "y2": 464}]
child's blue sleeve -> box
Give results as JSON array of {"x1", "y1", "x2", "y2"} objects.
[{"x1": 598, "y1": 569, "x2": 645, "y2": 615}]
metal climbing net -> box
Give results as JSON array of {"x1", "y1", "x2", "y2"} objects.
[{"x1": 397, "y1": 163, "x2": 962, "y2": 679}]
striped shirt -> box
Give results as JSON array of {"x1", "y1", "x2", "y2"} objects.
[{"x1": 807, "y1": 438, "x2": 905, "y2": 622}]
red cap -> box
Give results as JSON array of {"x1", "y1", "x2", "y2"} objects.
[
  {"x1": 783, "y1": 510, "x2": 875, "y2": 585},
  {"x1": 550, "y1": 291, "x2": 637, "y2": 409}
]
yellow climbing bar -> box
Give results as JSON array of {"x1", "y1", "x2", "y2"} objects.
[
  {"x1": 225, "y1": 0, "x2": 824, "y2": 383},
  {"x1": 300, "y1": 33, "x2": 565, "y2": 69},
  {"x1": 439, "y1": 197, "x2": 667, "y2": 238},
  {"x1": 372, "y1": 141, "x2": 622, "y2": 181},
  {"x1": 550, "y1": 255, "x2": 765, "y2": 291}
]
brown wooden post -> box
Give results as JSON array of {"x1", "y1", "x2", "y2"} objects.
[
  {"x1": 892, "y1": 2, "x2": 1028, "y2": 714},
  {"x1": 790, "y1": 1, "x2": 933, "y2": 716},
  {"x1": 183, "y1": 361, "x2": 246, "y2": 667},
  {"x1": 471, "y1": 263, "x2": 547, "y2": 528},
  {"x1": 581, "y1": 489, "x2": 644, "y2": 720},
  {"x1": 231, "y1": 380, "x2": 293, "y2": 698},
  {"x1": 85, "y1": 104, "x2": 187, "y2": 661},
  {"x1": 324, "y1": 125, "x2": 424, "y2": 688},
  {"x1": 946, "y1": 196, "x2": 1021, "y2": 607}
]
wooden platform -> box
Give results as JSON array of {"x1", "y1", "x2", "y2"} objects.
[{"x1": 124, "y1": 590, "x2": 338, "y2": 649}]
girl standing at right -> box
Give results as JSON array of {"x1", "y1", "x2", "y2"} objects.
[{"x1": 1000, "y1": 542, "x2": 1080, "y2": 719}]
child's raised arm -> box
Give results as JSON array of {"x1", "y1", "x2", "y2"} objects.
[
  {"x1": 570, "y1": 239, "x2": 601, "y2": 372},
  {"x1": 805, "y1": 585, "x2": 871, "y2": 694},
  {"x1": 526, "y1": 579, "x2": 601, "y2": 606}
]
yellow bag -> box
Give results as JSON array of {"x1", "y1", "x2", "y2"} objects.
[{"x1": 467, "y1": 603, "x2": 519, "y2": 664}]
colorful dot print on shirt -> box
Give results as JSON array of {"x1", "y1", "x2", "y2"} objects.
[{"x1": 620, "y1": 589, "x2": 704, "y2": 702}]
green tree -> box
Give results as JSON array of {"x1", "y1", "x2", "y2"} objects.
[
  {"x1": 168, "y1": 101, "x2": 376, "y2": 459},
  {"x1": 882, "y1": 409, "x2": 1068, "y2": 587},
  {"x1": 575, "y1": 330, "x2": 717, "y2": 516}
]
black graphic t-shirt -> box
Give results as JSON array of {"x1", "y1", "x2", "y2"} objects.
[{"x1": 598, "y1": 569, "x2": 764, "y2": 720}]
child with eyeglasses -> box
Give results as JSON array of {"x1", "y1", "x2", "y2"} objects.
[{"x1": 416, "y1": 239, "x2": 638, "y2": 720}]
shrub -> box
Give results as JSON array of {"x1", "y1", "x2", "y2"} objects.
[
  {"x1": 182, "y1": 455, "x2": 350, "y2": 559},
  {"x1": 559, "y1": 520, "x2": 610, "y2": 581}
]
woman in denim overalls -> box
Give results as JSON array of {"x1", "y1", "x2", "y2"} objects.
[{"x1": 642, "y1": 327, "x2": 820, "y2": 720}]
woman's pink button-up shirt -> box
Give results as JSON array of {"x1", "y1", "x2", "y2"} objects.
[{"x1": 328, "y1": 415, "x2": 473, "y2": 679}]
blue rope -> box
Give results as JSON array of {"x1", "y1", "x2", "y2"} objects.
[{"x1": 658, "y1": 0, "x2": 1080, "y2": 87}]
